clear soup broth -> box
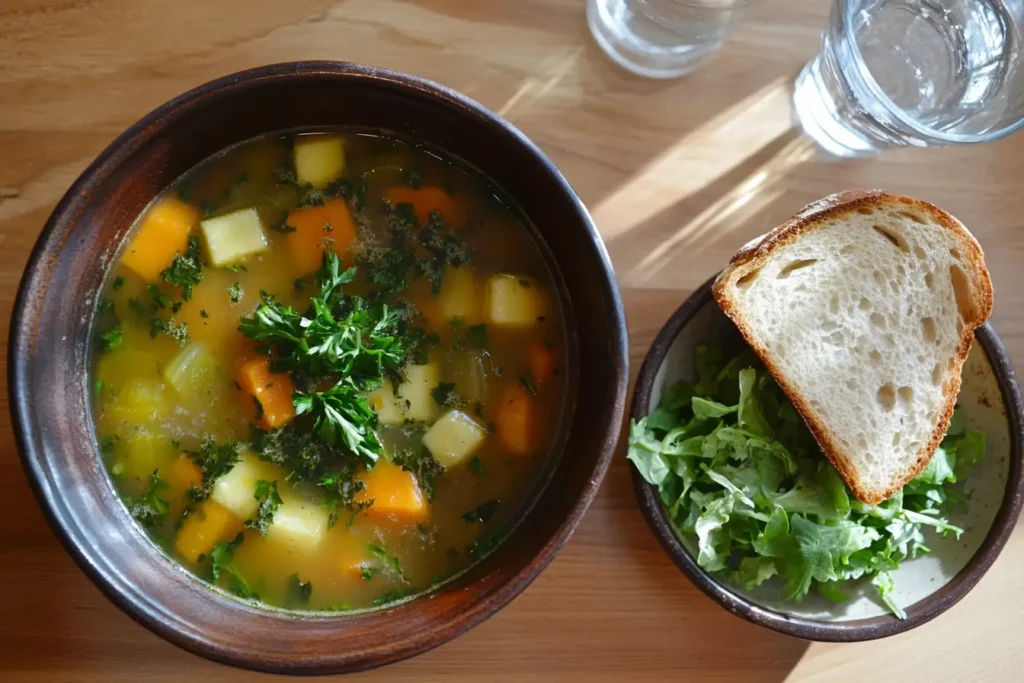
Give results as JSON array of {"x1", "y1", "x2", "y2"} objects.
[{"x1": 92, "y1": 130, "x2": 568, "y2": 611}]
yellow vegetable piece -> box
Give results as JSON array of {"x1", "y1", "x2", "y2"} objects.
[
  {"x1": 200, "y1": 208, "x2": 268, "y2": 267},
  {"x1": 487, "y1": 274, "x2": 546, "y2": 327},
  {"x1": 422, "y1": 410, "x2": 488, "y2": 469},
  {"x1": 121, "y1": 197, "x2": 200, "y2": 282},
  {"x1": 294, "y1": 136, "x2": 345, "y2": 188},
  {"x1": 175, "y1": 501, "x2": 241, "y2": 564},
  {"x1": 356, "y1": 462, "x2": 429, "y2": 524},
  {"x1": 436, "y1": 267, "x2": 482, "y2": 324}
]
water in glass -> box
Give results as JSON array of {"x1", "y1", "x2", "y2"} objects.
[
  {"x1": 587, "y1": 0, "x2": 758, "y2": 79},
  {"x1": 794, "y1": 0, "x2": 1024, "y2": 156}
]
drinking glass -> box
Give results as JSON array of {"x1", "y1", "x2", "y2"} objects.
[
  {"x1": 793, "y1": 0, "x2": 1024, "y2": 157},
  {"x1": 587, "y1": 0, "x2": 760, "y2": 79}
]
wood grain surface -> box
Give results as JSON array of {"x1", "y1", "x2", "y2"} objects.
[{"x1": 1, "y1": 1, "x2": 1022, "y2": 681}]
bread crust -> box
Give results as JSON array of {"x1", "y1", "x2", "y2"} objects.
[{"x1": 712, "y1": 190, "x2": 993, "y2": 505}]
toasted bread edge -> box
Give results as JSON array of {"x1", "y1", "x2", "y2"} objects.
[{"x1": 712, "y1": 189, "x2": 993, "y2": 505}]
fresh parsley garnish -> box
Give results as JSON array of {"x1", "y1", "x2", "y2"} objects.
[
  {"x1": 244, "y1": 480, "x2": 282, "y2": 537},
  {"x1": 431, "y1": 382, "x2": 459, "y2": 409},
  {"x1": 161, "y1": 237, "x2": 203, "y2": 301},
  {"x1": 112, "y1": 275, "x2": 125, "y2": 291},
  {"x1": 127, "y1": 470, "x2": 170, "y2": 529},
  {"x1": 392, "y1": 448, "x2": 444, "y2": 501},
  {"x1": 184, "y1": 438, "x2": 243, "y2": 505},
  {"x1": 98, "y1": 325, "x2": 124, "y2": 352},
  {"x1": 228, "y1": 281, "x2": 243, "y2": 304},
  {"x1": 288, "y1": 574, "x2": 313, "y2": 606},
  {"x1": 462, "y1": 499, "x2": 499, "y2": 524},
  {"x1": 468, "y1": 456, "x2": 485, "y2": 476}
]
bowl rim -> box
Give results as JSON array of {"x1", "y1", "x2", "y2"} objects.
[
  {"x1": 8, "y1": 61, "x2": 629, "y2": 673},
  {"x1": 629, "y1": 275, "x2": 1024, "y2": 642}
]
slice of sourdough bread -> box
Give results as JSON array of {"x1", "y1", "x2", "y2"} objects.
[{"x1": 713, "y1": 190, "x2": 993, "y2": 504}]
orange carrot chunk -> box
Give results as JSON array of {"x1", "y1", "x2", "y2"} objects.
[
  {"x1": 175, "y1": 501, "x2": 241, "y2": 564},
  {"x1": 496, "y1": 384, "x2": 538, "y2": 456},
  {"x1": 355, "y1": 462, "x2": 429, "y2": 524},
  {"x1": 386, "y1": 186, "x2": 465, "y2": 228},
  {"x1": 235, "y1": 357, "x2": 296, "y2": 430},
  {"x1": 285, "y1": 198, "x2": 358, "y2": 273},
  {"x1": 122, "y1": 197, "x2": 200, "y2": 282},
  {"x1": 528, "y1": 344, "x2": 557, "y2": 385}
]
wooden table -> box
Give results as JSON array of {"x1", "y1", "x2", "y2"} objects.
[{"x1": 1, "y1": 1, "x2": 1022, "y2": 680}]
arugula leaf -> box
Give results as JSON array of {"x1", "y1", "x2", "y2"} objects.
[{"x1": 629, "y1": 346, "x2": 986, "y2": 618}]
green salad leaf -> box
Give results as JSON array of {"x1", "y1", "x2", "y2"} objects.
[{"x1": 629, "y1": 347, "x2": 985, "y2": 619}]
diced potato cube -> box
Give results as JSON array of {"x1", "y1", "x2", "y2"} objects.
[
  {"x1": 356, "y1": 462, "x2": 429, "y2": 524},
  {"x1": 367, "y1": 364, "x2": 439, "y2": 425},
  {"x1": 437, "y1": 267, "x2": 481, "y2": 324},
  {"x1": 200, "y1": 208, "x2": 268, "y2": 267},
  {"x1": 294, "y1": 136, "x2": 345, "y2": 189},
  {"x1": 422, "y1": 410, "x2": 488, "y2": 469},
  {"x1": 266, "y1": 499, "x2": 328, "y2": 553},
  {"x1": 211, "y1": 451, "x2": 275, "y2": 520},
  {"x1": 175, "y1": 501, "x2": 241, "y2": 563},
  {"x1": 487, "y1": 274, "x2": 546, "y2": 327},
  {"x1": 122, "y1": 197, "x2": 200, "y2": 281},
  {"x1": 163, "y1": 343, "x2": 224, "y2": 404}
]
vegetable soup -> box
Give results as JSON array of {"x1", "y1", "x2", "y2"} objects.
[{"x1": 92, "y1": 130, "x2": 568, "y2": 610}]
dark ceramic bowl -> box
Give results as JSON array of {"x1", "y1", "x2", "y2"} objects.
[
  {"x1": 631, "y1": 277, "x2": 1023, "y2": 641},
  {"x1": 9, "y1": 62, "x2": 628, "y2": 674}
]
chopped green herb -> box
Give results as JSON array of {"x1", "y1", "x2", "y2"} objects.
[
  {"x1": 372, "y1": 588, "x2": 412, "y2": 606},
  {"x1": 99, "y1": 434, "x2": 119, "y2": 456},
  {"x1": 112, "y1": 275, "x2": 125, "y2": 291},
  {"x1": 228, "y1": 282, "x2": 243, "y2": 304},
  {"x1": 99, "y1": 325, "x2": 124, "y2": 352},
  {"x1": 468, "y1": 324, "x2": 487, "y2": 346},
  {"x1": 519, "y1": 374, "x2": 539, "y2": 396},
  {"x1": 288, "y1": 574, "x2": 313, "y2": 605},
  {"x1": 462, "y1": 499, "x2": 500, "y2": 524},
  {"x1": 405, "y1": 169, "x2": 422, "y2": 189},
  {"x1": 431, "y1": 382, "x2": 459, "y2": 409},
  {"x1": 200, "y1": 309, "x2": 209, "y2": 319},
  {"x1": 161, "y1": 237, "x2": 203, "y2": 301},
  {"x1": 244, "y1": 480, "x2": 283, "y2": 537},
  {"x1": 392, "y1": 448, "x2": 444, "y2": 501},
  {"x1": 468, "y1": 529, "x2": 503, "y2": 558},
  {"x1": 240, "y1": 252, "x2": 406, "y2": 467},
  {"x1": 360, "y1": 566, "x2": 379, "y2": 582},
  {"x1": 127, "y1": 470, "x2": 170, "y2": 529},
  {"x1": 99, "y1": 298, "x2": 114, "y2": 315},
  {"x1": 225, "y1": 263, "x2": 248, "y2": 273},
  {"x1": 271, "y1": 218, "x2": 297, "y2": 234},
  {"x1": 206, "y1": 532, "x2": 244, "y2": 582},
  {"x1": 93, "y1": 380, "x2": 104, "y2": 398},
  {"x1": 468, "y1": 456, "x2": 485, "y2": 476},
  {"x1": 367, "y1": 542, "x2": 405, "y2": 579},
  {"x1": 185, "y1": 438, "x2": 243, "y2": 505}
]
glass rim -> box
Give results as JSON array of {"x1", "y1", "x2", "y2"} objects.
[{"x1": 839, "y1": 0, "x2": 1024, "y2": 144}]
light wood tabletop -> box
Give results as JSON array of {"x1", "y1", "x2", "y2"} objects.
[{"x1": 2, "y1": 1, "x2": 1022, "y2": 681}]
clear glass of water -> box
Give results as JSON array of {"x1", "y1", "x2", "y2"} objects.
[
  {"x1": 794, "y1": 0, "x2": 1024, "y2": 157},
  {"x1": 587, "y1": 0, "x2": 760, "y2": 78}
]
